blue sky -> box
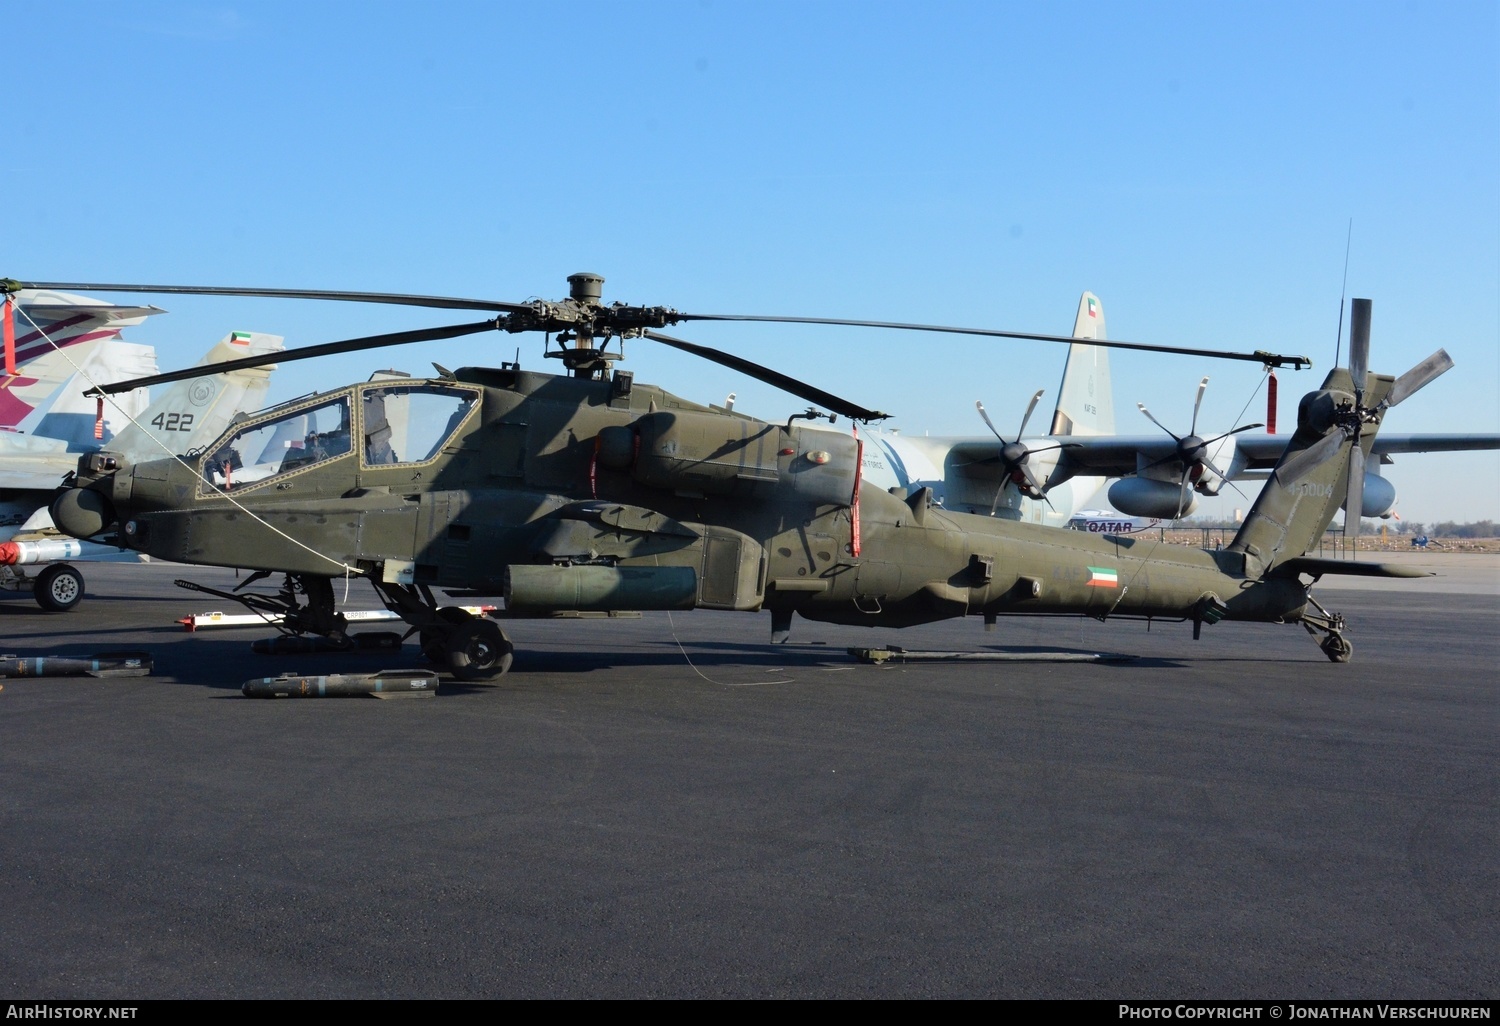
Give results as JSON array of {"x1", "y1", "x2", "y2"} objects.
[{"x1": 7, "y1": 0, "x2": 1496, "y2": 523}]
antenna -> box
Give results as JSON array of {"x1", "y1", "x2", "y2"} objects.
[{"x1": 1334, "y1": 218, "x2": 1352, "y2": 368}]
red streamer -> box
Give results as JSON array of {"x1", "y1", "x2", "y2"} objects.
[
  {"x1": 850, "y1": 425, "x2": 863, "y2": 558},
  {"x1": 1266, "y1": 371, "x2": 1278, "y2": 435},
  {"x1": 3, "y1": 295, "x2": 15, "y2": 377}
]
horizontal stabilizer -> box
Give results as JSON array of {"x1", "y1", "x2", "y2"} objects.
[
  {"x1": 21, "y1": 301, "x2": 166, "y2": 321},
  {"x1": 1268, "y1": 557, "x2": 1433, "y2": 580}
]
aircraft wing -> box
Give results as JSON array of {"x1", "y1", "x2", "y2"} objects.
[
  {"x1": 946, "y1": 432, "x2": 1500, "y2": 480},
  {"x1": 0, "y1": 444, "x2": 75, "y2": 492},
  {"x1": 0, "y1": 466, "x2": 71, "y2": 491},
  {"x1": 1232, "y1": 432, "x2": 1500, "y2": 470},
  {"x1": 947, "y1": 435, "x2": 1187, "y2": 477}
]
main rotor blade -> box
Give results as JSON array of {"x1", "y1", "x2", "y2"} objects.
[
  {"x1": 90, "y1": 319, "x2": 499, "y2": 395},
  {"x1": 678, "y1": 313, "x2": 1313, "y2": 369},
  {"x1": 1348, "y1": 298, "x2": 1371, "y2": 396},
  {"x1": 644, "y1": 330, "x2": 888, "y2": 422},
  {"x1": 18, "y1": 281, "x2": 530, "y2": 315},
  {"x1": 1344, "y1": 443, "x2": 1365, "y2": 541},
  {"x1": 1385, "y1": 348, "x2": 1454, "y2": 408}
]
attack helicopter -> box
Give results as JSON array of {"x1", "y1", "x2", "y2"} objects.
[{"x1": 15, "y1": 275, "x2": 1450, "y2": 677}]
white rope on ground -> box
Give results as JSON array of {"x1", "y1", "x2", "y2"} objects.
[{"x1": 665, "y1": 609, "x2": 792, "y2": 686}]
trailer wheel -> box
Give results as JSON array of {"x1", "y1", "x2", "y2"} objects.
[{"x1": 35, "y1": 564, "x2": 85, "y2": 612}]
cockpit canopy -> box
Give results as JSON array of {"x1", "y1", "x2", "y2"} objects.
[{"x1": 201, "y1": 383, "x2": 478, "y2": 492}]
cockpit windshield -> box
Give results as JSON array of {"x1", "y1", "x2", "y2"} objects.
[
  {"x1": 203, "y1": 396, "x2": 352, "y2": 491},
  {"x1": 360, "y1": 384, "x2": 476, "y2": 466}
]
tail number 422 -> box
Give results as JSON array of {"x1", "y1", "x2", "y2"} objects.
[{"x1": 151, "y1": 412, "x2": 195, "y2": 432}]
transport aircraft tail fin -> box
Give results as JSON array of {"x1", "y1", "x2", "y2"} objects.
[{"x1": 1048, "y1": 291, "x2": 1114, "y2": 437}]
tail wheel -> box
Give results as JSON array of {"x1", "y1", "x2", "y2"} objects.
[
  {"x1": 1320, "y1": 633, "x2": 1353, "y2": 664},
  {"x1": 34, "y1": 564, "x2": 85, "y2": 612},
  {"x1": 447, "y1": 619, "x2": 514, "y2": 681}
]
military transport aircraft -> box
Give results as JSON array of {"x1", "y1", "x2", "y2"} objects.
[
  {"x1": 1, "y1": 289, "x2": 285, "y2": 609},
  {"x1": 25, "y1": 274, "x2": 1449, "y2": 673},
  {"x1": 859, "y1": 290, "x2": 1115, "y2": 525}
]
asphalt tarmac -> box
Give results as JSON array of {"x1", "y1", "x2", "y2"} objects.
[{"x1": 1, "y1": 561, "x2": 1495, "y2": 999}]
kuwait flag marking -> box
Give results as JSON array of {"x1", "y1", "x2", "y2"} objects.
[{"x1": 1086, "y1": 566, "x2": 1118, "y2": 588}]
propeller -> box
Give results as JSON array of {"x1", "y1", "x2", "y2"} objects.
[
  {"x1": 1134, "y1": 376, "x2": 1264, "y2": 518},
  {"x1": 1276, "y1": 299, "x2": 1453, "y2": 542},
  {"x1": 973, "y1": 391, "x2": 1080, "y2": 510}
]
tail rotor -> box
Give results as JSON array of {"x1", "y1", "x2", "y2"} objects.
[{"x1": 1276, "y1": 299, "x2": 1452, "y2": 546}]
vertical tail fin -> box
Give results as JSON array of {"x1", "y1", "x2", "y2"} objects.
[
  {"x1": 108, "y1": 331, "x2": 284, "y2": 463},
  {"x1": 1049, "y1": 291, "x2": 1115, "y2": 436},
  {"x1": 24, "y1": 342, "x2": 158, "y2": 448},
  {"x1": 0, "y1": 290, "x2": 164, "y2": 430}
]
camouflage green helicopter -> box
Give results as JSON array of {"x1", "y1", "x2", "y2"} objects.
[{"x1": 19, "y1": 276, "x2": 1449, "y2": 678}]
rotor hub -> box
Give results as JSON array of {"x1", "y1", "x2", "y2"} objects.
[{"x1": 567, "y1": 272, "x2": 605, "y2": 303}]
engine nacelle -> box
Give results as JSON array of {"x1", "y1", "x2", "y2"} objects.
[
  {"x1": 1108, "y1": 477, "x2": 1200, "y2": 519},
  {"x1": 940, "y1": 442, "x2": 1063, "y2": 515},
  {"x1": 603, "y1": 411, "x2": 859, "y2": 507}
]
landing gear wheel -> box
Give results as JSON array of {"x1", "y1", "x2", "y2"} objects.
[
  {"x1": 420, "y1": 606, "x2": 473, "y2": 663},
  {"x1": 446, "y1": 619, "x2": 514, "y2": 681},
  {"x1": 1320, "y1": 633, "x2": 1353, "y2": 664},
  {"x1": 34, "y1": 564, "x2": 84, "y2": 612}
]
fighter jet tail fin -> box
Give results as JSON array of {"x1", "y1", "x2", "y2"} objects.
[{"x1": 107, "y1": 331, "x2": 284, "y2": 463}]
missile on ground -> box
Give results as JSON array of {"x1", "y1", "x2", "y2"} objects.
[{"x1": 242, "y1": 668, "x2": 439, "y2": 699}]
